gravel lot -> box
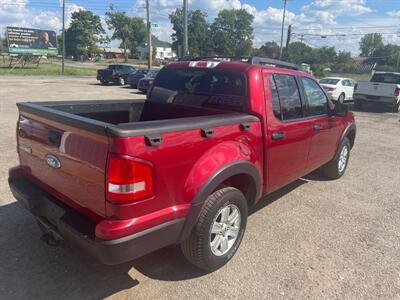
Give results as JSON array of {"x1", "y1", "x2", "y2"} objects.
[{"x1": 0, "y1": 77, "x2": 399, "y2": 300}]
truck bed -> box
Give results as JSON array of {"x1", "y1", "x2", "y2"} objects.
[
  {"x1": 17, "y1": 100, "x2": 254, "y2": 137},
  {"x1": 16, "y1": 99, "x2": 260, "y2": 221}
]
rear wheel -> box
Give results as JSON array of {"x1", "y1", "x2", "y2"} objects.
[
  {"x1": 181, "y1": 187, "x2": 248, "y2": 271},
  {"x1": 392, "y1": 101, "x2": 400, "y2": 113},
  {"x1": 118, "y1": 77, "x2": 125, "y2": 85},
  {"x1": 320, "y1": 137, "x2": 351, "y2": 179},
  {"x1": 354, "y1": 99, "x2": 363, "y2": 109}
]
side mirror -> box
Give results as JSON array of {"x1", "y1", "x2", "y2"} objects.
[{"x1": 331, "y1": 101, "x2": 349, "y2": 116}]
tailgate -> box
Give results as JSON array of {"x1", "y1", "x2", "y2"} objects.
[
  {"x1": 358, "y1": 81, "x2": 397, "y2": 97},
  {"x1": 17, "y1": 113, "x2": 108, "y2": 218}
]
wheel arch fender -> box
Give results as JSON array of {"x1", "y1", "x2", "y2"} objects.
[
  {"x1": 178, "y1": 160, "x2": 261, "y2": 242},
  {"x1": 341, "y1": 123, "x2": 356, "y2": 149}
]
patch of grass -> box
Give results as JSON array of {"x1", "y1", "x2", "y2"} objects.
[{"x1": 0, "y1": 60, "x2": 97, "y2": 76}]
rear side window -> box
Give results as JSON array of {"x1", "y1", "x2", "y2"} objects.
[
  {"x1": 269, "y1": 74, "x2": 303, "y2": 120},
  {"x1": 149, "y1": 68, "x2": 247, "y2": 111},
  {"x1": 300, "y1": 77, "x2": 328, "y2": 116}
]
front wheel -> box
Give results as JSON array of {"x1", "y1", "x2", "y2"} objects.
[
  {"x1": 338, "y1": 93, "x2": 345, "y2": 103},
  {"x1": 320, "y1": 137, "x2": 351, "y2": 179},
  {"x1": 181, "y1": 187, "x2": 248, "y2": 271}
]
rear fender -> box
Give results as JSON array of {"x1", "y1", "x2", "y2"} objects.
[
  {"x1": 183, "y1": 141, "x2": 259, "y2": 202},
  {"x1": 179, "y1": 141, "x2": 261, "y2": 242}
]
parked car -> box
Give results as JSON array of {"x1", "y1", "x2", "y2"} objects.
[
  {"x1": 127, "y1": 69, "x2": 157, "y2": 88},
  {"x1": 127, "y1": 69, "x2": 147, "y2": 88},
  {"x1": 353, "y1": 71, "x2": 400, "y2": 112},
  {"x1": 9, "y1": 57, "x2": 356, "y2": 271},
  {"x1": 137, "y1": 70, "x2": 159, "y2": 93},
  {"x1": 97, "y1": 64, "x2": 136, "y2": 85},
  {"x1": 319, "y1": 77, "x2": 355, "y2": 103}
]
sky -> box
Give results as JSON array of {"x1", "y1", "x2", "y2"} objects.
[{"x1": 0, "y1": 0, "x2": 399, "y2": 55}]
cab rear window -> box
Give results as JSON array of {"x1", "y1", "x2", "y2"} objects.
[
  {"x1": 149, "y1": 68, "x2": 247, "y2": 111},
  {"x1": 370, "y1": 73, "x2": 400, "y2": 84}
]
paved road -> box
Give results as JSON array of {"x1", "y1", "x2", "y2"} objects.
[{"x1": 0, "y1": 77, "x2": 399, "y2": 299}]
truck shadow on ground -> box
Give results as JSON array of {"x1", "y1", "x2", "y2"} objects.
[{"x1": 0, "y1": 179, "x2": 307, "y2": 299}]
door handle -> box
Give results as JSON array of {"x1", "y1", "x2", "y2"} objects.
[
  {"x1": 271, "y1": 132, "x2": 285, "y2": 140},
  {"x1": 313, "y1": 124, "x2": 323, "y2": 131}
]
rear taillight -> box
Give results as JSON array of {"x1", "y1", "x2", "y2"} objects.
[
  {"x1": 354, "y1": 83, "x2": 358, "y2": 92},
  {"x1": 395, "y1": 87, "x2": 400, "y2": 96},
  {"x1": 106, "y1": 154, "x2": 154, "y2": 203}
]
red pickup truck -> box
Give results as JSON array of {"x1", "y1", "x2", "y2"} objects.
[{"x1": 9, "y1": 57, "x2": 356, "y2": 271}]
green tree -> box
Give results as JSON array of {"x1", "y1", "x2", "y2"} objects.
[
  {"x1": 286, "y1": 42, "x2": 313, "y2": 64},
  {"x1": 312, "y1": 46, "x2": 337, "y2": 64},
  {"x1": 65, "y1": 9, "x2": 106, "y2": 58},
  {"x1": 359, "y1": 33, "x2": 384, "y2": 57},
  {"x1": 369, "y1": 44, "x2": 400, "y2": 67},
  {"x1": 335, "y1": 50, "x2": 352, "y2": 64},
  {"x1": 106, "y1": 7, "x2": 131, "y2": 61},
  {"x1": 169, "y1": 8, "x2": 213, "y2": 56},
  {"x1": 127, "y1": 17, "x2": 146, "y2": 58},
  {"x1": 256, "y1": 41, "x2": 280, "y2": 59},
  {"x1": 106, "y1": 6, "x2": 146, "y2": 61},
  {"x1": 210, "y1": 9, "x2": 254, "y2": 56}
]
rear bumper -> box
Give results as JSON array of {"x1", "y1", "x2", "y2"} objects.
[
  {"x1": 8, "y1": 174, "x2": 184, "y2": 265},
  {"x1": 353, "y1": 93, "x2": 399, "y2": 105},
  {"x1": 97, "y1": 75, "x2": 118, "y2": 83}
]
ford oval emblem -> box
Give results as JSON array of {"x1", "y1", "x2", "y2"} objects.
[{"x1": 45, "y1": 154, "x2": 61, "y2": 169}]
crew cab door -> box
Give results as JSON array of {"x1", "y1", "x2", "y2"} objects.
[
  {"x1": 298, "y1": 76, "x2": 343, "y2": 173},
  {"x1": 264, "y1": 72, "x2": 313, "y2": 193}
]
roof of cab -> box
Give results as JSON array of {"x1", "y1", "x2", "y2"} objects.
[{"x1": 164, "y1": 58, "x2": 309, "y2": 77}]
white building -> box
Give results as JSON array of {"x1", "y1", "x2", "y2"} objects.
[{"x1": 137, "y1": 38, "x2": 176, "y2": 60}]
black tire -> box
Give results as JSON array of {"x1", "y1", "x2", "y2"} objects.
[
  {"x1": 392, "y1": 101, "x2": 400, "y2": 113},
  {"x1": 118, "y1": 77, "x2": 125, "y2": 85},
  {"x1": 181, "y1": 187, "x2": 248, "y2": 271},
  {"x1": 338, "y1": 93, "x2": 345, "y2": 103},
  {"x1": 354, "y1": 99, "x2": 363, "y2": 109},
  {"x1": 320, "y1": 137, "x2": 351, "y2": 179},
  {"x1": 100, "y1": 80, "x2": 108, "y2": 85}
]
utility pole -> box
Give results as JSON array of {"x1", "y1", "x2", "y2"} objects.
[
  {"x1": 146, "y1": 0, "x2": 152, "y2": 70},
  {"x1": 183, "y1": 0, "x2": 188, "y2": 57},
  {"x1": 284, "y1": 24, "x2": 292, "y2": 59},
  {"x1": 62, "y1": 0, "x2": 65, "y2": 75},
  {"x1": 279, "y1": 0, "x2": 288, "y2": 59}
]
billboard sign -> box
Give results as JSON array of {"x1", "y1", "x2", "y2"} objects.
[{"x1": 6, "y1": 27, "x2": 58, "y2": 56}]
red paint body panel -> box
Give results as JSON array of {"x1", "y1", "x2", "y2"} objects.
[
  {"x1": 11, "y1": 60, "x2": 355, "y2": 242},
  {"x1": 106, "y1": 122, "x2": 263, "y2": 220},
  {"x1": 17, "y1": 113, "x2": 108, "y2": 220}
]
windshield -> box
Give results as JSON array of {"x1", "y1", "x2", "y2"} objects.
[
  {"x1": 149, "y1": 68, "x2": 247, "y2": 111},
  {"x1": 370, "y1": 73, "x2": 400, "y2": 84},
  {"x1": 147, "y1": 71, "x2": 159, "y2": 78},
  {"x1": 319, "y1": 78, "x2": 340, "y2": 85},
  {"x1": 134, "y1": 69, "x2": 148, "y2": 75}
]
